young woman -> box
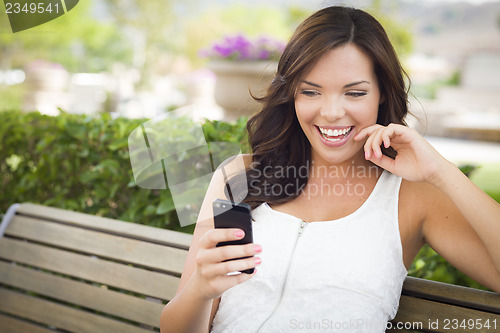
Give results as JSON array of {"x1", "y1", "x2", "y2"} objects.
[{"x1": 161, "y1": 6, "x2": 500, "y2": 333}]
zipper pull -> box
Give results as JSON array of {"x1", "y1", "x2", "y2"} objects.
[{"x1": 298, "y1": 220, "x2": 307, "y2": 236}]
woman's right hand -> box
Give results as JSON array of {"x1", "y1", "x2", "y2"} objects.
[{"x1": 193, "y1": 228, "x2": 262, "y2": 300}]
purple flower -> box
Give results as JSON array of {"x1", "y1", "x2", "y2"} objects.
[
  {"x1": 25, "y1": 59, "x2": 66, "y2": 72},
  {"x1": 201, "y1": 34, "x2": 285, "y2": 61}
]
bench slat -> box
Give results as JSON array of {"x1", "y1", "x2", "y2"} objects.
[
  {"x1": 15, "y1": 203, "x2": 192, "y2": 249},
  {"x1": 5, "y1": 216, "x2": 187, "y2": 273},
  {"x1": 0, "y1": 288, "x2": 155, "y2": 333},
  {"x1": 0, "y1": 237, "x2": 180, "y2": 300},
  {"x1": 0, "y1": 261, "x2": 164, "y2": 328},
  {"x1": 402, "y1": 276, "x2": 500, "y2": 313},
  {"x1": 392, "y1": 295, "x2": 500, "y2": 333},
  {"x1": 0, "y1": 314, "x2": 55, "y2": 333}
]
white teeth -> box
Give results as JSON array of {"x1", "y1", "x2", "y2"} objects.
[{"x1": 318, "y1": 126, "x2": 352, "y2": 141}]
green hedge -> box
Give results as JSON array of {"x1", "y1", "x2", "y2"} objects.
[
  {"x1": 0, "y1": 110, "x2": 492, "y2": 290},
  {"x1": 0, "y1": 110, "x2": 249, "y2": 234}
]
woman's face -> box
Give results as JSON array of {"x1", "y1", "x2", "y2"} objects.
[{"x1": 294, "y1": 43, "x2": 382, "y2": 166}]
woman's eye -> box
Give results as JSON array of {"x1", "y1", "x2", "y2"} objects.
[
  {"x1": 346, "y1": 91, "x2": 367, "y2": 97},
  {"x1": 300, "y1": 90, "x2": 319, "y2": 97}
]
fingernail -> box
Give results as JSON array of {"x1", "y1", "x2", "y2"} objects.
[
  {"x1": 255, "y1": 257, "x2": 262, "y2": 265},
  {"x1": 235, "y1": 230, "x2": 244, "y2": 238},
  {"x1": 254, "y1": 244, "x2": 262, "y2": 253},
  {"x1": 365, "y1": 151, "x2": 369, "y2": 159}
]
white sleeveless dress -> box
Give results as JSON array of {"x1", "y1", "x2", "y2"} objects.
[{"x1": 211, "y1": 170, "x2": 408, "y2": 332}]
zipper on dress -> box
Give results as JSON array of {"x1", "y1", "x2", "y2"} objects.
[{"x1": 256, "y1": 219, "x2": 307, "y2": 333}]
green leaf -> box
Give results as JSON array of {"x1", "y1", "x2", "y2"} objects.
[
  {"x1": 108, "y1": 138, "x2": 129, "y2": 151},
  {"x1": 156, "y1": 194, "x2": 176, "y2": 215}
]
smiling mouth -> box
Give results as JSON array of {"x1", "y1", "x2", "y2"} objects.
[{"x1": 316, "y1": 126, "x2": 354, "y2": 142}]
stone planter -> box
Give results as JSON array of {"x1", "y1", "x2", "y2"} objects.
[
  {"x1": 209, "y1": 60, "x2": 277, "y2": 121},
  {"x1": 25, "y1": 67, "x2": 68, "y2": 92},
  {"x1": 23, "y1": 66, "x2": 69, "y2": 115}
]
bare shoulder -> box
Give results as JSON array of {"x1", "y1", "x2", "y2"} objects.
[
  {"x1": 399, "y1": 178, "x2": 429, "y2": 220},
  {"x1": 397, "y1": 178, "x2": 475, "y2": 269},
  {"x1": 399, "y1": 177, "x2": 458, "y2": 236},
  {"x1": 399, "y1": 178, "x2": 446, "y2": 219},
  {"x1": 215, "y1": 153, "x2": 253, "y2": 176},
  {"x1": 398, "y1": 179, "x2": 429, "y2": 266}
]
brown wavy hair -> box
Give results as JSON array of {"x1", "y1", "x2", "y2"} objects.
[{"x1": 227, "y1": 6, "x2": 410, "y2": 209}]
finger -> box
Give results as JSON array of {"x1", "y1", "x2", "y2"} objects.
[
  {"x1": 197, "y1": 241, "x2": 261, "y2": 268},
  {"x1": 217, "y1": 256, "x2": 261, "y2": 277},
  {"x1": 200, "y1": 228, "x2": 245, "y2": 249},
  {"x1": 197, "y1": 263, "x2": 257, "y2": 298},
  {"x1": 381, "y1": 124, "x2": 406, "y2": 150},
  {"x1": 198, "y1": 254, "x2": 260, "y2": 279},
  {"x1": 364, "y1": 134, "x2": 373, "y2": 159},
  {"x1": 354, "y1": 124, "x2": 381, "y2": 141},
  {"x1": 363, "y1": 127, "x2": 382, "y2": 159},
  {"x1": 214, "y1": 242, "x2": 258, "y2": 262},
  {"x1": 382, "y1": 131, "x2": 391, "y2": 149},
  {"x1": 370, "y1": 128, "x2": 386, "y2": 158},
  {"x1": 223, "y1": 266, "x2": 257, "y2": 287},
  {"x1": 385, "y1": 123, "x2": 411, "y2": 144},
  {"x1": 367, "y1": 153, "x2": 395, "y2": 173}
]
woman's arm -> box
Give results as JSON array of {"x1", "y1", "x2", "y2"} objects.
[
  {"x1": 160, "y1": 271, "x2": 218, "y2": 333},
  {"x1": 402, "y1": 179, "x2": 500, "y2": 292},
  {"x1": 355, "y1": 124, "x2": 500, "y2": 289},
  {"x1": 160, "y1": 155, "x2": 260, "y2": 333},
  {"x1": 160, "y1": 221, "x2": 256, "y2": 333},
  {"x1": 428, "y1": 160, "x2": 500, "y2": 274}
]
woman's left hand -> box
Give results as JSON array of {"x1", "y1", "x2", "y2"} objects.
[{"x1": 354, "y1": 123, "x2": 449, "y2": 184}]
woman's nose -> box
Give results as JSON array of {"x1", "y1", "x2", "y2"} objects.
[{"x1": 320, "y1": 99, "x2": 346, "y2": 121}]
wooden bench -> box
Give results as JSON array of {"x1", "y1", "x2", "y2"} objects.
[
  {"x1": 1, "y1": 203, "x2": 499, "y2": 333},
  {"x1": 390, "y1": 276, "x2": 500, "y2": 332},
  {"x1": 0, "y1": 203, "x2": 191, "y2": 333}
]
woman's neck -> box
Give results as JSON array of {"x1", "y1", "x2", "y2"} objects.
[{"x1": 308, "y1": 151, "x2": 381, "y2": 183}]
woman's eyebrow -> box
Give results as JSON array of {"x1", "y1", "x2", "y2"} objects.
[
  {"x1": 301, "y1": 80, "x2": 322, "y2": 88},
  {"x1": 301, "y1": 80, "x2": 370, "y2": 88},
  {"x1": 343, "y1": 80, "x2": 370, "y2": 88}
]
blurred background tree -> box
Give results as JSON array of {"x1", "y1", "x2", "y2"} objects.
[
  {"x1": 0, "y1": 0, "x2": 133, "y2": 73},
  {"x1": 368, "y1": 0, "x2": 414, "y2": 57},
  {"x1": 100, "y1": 0, "x2": 196, "y2": 85}
]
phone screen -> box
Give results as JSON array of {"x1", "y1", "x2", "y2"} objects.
[{"x1": 213, "y1": 199, "x2": 254, "y2": 274}]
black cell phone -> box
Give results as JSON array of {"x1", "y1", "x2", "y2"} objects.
[{"x1": 213, "y1": 199, "x2": 254, "y2": 274}]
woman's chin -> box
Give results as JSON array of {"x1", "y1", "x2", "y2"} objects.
[{"x1": 311, "y1": 147, "x2": 367, "y2": 167}]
